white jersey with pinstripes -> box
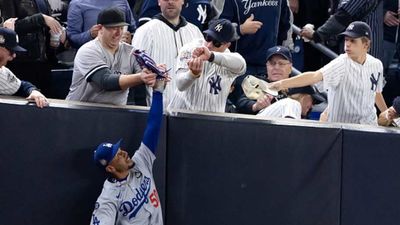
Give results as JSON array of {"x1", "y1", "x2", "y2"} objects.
[
  {"x1": 0, "y1": 66, "x2": 21, "y2": 95},
  {"x1": 167, "y1": 39, "x2": 246, "y2": 113},
  {"x1": 256, "y1": 98, "x2": 302, "y2": 119},
  {"x1": 319, "y1": 53, "x2": 383, "y2": 125},
  {"x1": 132, "y1": 18, "x2": 203, "y2": 108},
  {"x1": 90, "y1": 143, "x2": 163, "y2": 225},
  {"x1": 66, "y1": 39, "x2": 141, "y2": 105}
]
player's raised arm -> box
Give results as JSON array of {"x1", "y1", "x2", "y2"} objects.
[{"x1": 142, "y1": 78, "x2": 168, "y2": 154}]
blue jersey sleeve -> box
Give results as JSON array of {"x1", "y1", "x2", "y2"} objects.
[{"x1": 142, "y1": 91, "x2": 163, "y2": 153}]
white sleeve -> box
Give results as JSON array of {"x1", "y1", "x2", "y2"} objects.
[
  {"x1": 0, "y1": 67, "x2": 21, "y2": 95},
  {"x1": 319, "y1": 55, "x2": 346, "y2": 90},
  {"x1": 212, "y1": 52, "x2": 246, "y2": 76},
  {"x1": 376, "y1": 60, "x2": 384, "y2": 93},
  {"x1": 90, "y1": 195, "x2": 117, "y2": 225},
  {"x1": 175, "y1": 42, "x2": 198, "y2": 91}
]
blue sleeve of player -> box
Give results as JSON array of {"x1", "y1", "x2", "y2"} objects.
[{"x1": 142, "y1": 91, "x2": 163, "y2": 154}]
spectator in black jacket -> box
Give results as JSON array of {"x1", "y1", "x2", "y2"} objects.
[{"x1": 0, "y1": 0, "x2": 67, "y2": 96}]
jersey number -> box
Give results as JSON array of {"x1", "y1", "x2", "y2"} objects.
[{"x1": 150, "y1": 189, "x2": 160, "y2": 208}]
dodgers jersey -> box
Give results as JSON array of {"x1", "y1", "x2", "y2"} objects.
[
  {"x1": 66, "y1": 39, "x2": 142, "y2": 105},
  {"x1": 167, "y1": 39, "x2": 246, "y2": 113},
  {"x1": 256, "y1": 98, "x2": 302, "y2": 119},
  {"x1": 90, "y1": 143, "x2": 162, "y2": 225},
  {"x1": 0, "y1": 66, "x2": 21, "y2": 95},
  {"x1": 319, "y1": 53, "x2": 384, "y2": 125}
]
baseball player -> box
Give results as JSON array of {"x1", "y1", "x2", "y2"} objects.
[
  {"x1": 167, "y1": 19, "x2": 246, "y2": 113},
  {"x1": 256, "y1": 85, "x2": 325, "y2": 119},
  {"x1": 66, "y1": 8, "x2": 157, "y2": 105},
  {"x1": 91, "y1": 77, "x2": 167, "y2": 225},
  {"x1": 271, "y1": 21, "x2": 387, "y2": 125},
  {"x1": 0, "y1": 27, "x2": 48, "y2": 108},
  {"x1": 132, "y1": 0, "x2": 204, "y2": 108}
]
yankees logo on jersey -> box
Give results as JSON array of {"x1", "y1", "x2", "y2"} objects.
[
  {"x1": 370, "y1": 72, "x2": 380, "y2": 91},
  {"x1": 208, "y1": 74, "x2": 222, "y2": 95}
]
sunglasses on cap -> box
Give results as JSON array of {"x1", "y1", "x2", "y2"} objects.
[{"x1": 205, "y1": 35, "x2": 223, "y2": 48}]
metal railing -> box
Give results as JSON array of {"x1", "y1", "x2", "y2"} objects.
[{"x1": 292, "y1": 24, "x2": 338, "y2": 60}]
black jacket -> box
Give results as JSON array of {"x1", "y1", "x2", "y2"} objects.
[
  {"x1": 383, "y1": 0, "x2": 399, "y2": 43},
  {"x1": 1, "y1": 0, "x2": 56, "y2": 62}
]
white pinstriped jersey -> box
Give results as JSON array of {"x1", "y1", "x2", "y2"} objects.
[
  {"x1": 66, "y1": 39, "x2": 141, "y2": 105},
  {"x1": 0, "y1": 66, "x2": 21, "y2": 95},
  {"x1": 90, "y1": 143, "x2": 163, "y2": 225},
  {"x1": 167, "y1": 39, "x2": 246, "y2": 113},
  {"x1": 132, "y1": 18, "x2": 203, "y2": 108},
  {"x1": 256, "y1": 98, "x2": 302, "y2": 119},
  {"x1": 319, "y1": 53, "x2": 383, "y2": 125}
]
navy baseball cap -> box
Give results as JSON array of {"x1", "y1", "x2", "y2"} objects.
[
  {"x1": 339, "y1": 21, "x2": 371, "y2": 39},
  {"x1": 266, "y1": 46, "x2": 292, "y2": 62},
  {"x1": 0, "y1": 28, "x2": 26, "y2": 53},
  {"x1": 203, "y1": 19, "x2": 239, "y2": 43},
  {"x1": 393, "y1": 96, "x2": 400, "y2": 113},
  {"x1": 94, "y1": 139, "x2": 122, "y2": 168},
  {"x1": 288, "y1": 85, "x2": 326, "y2": 104},
  {"x1": 97, "y1": 8, "x2": 129, "y2": 27}
]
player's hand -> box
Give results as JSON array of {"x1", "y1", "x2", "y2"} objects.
[
  {"x1": 140, "y1": 68, "x2": 157, "y2": 87},
  {"x1": 26, "y1": 90, "x2": 49, "y2": 108},
  {"x1": 121, "y1": 31, "x2": 132, "y2": 44},
  {"x1": 289, "y1": 0, "x2": 299, "y2": 14},
  {"x1": 3, "y1": 18, "x2": 17, "y2": 30},
  {"x1": 192, "y1": 46, "x2": 211, "y2": 61},
  {"x1": 188, "y1": 57, "x2": 203, "y2": 77},
  {"x1": 239, "y1": 14, "x2": 263, "y2": 35},
  {"x1": 90, "y1": 24, "x2": 102, "y2": 38},
  {"x1": 384, "y1": 11, "x2": 400, "y2": 27},
  {"x1": 42, "y1": 14, "x2": 63, "y2": 34},
  {"x1": 252, "y1": 94, "x2": 274, "y2": 112}
]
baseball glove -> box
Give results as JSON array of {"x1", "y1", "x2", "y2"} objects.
[{"x1": 132, "y1": 49, "x2": 170, "y2": 79}]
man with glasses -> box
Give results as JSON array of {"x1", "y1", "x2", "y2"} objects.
[
  {"x1": 230, "y1": 46, "x2": 293, "y2": 114},
  {"x1": 167, "y1": 19, "x2": 246, "y2": 113}
]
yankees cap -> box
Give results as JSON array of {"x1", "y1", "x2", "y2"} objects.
[
  {"x1": 0, "y1": 28, "x2": 26, "y2": 53},
  {"x1": 288, "y1": 85, "x2": 326, "y2": 104},
  {"x1": 97, "y1": 8, "x2": 129, "y2": 27},
  {"x1": 393, "y1": 96, "x2": 400, "y2": 113},
  {"x1": 339, "y1": 21, "x2": 371, "y2": 39},
  {"x1": 94, "y1": 139, "x2": 122, "y2": 168},
  {"x1": 203, "y1": 19, "x2": 239, "y2": 43},
  {"x1": 266, "y1": 46, "x2": 292, "y2": 62}
]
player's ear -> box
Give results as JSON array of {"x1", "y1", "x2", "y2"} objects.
[{"x1": 105, "y1": 165, "x2": 115, "y2": 173}]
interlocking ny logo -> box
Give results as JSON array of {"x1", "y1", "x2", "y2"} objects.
[
  {"x1": 370, "y1": 72, "x2": 380, "y2": 91},
  {"x1": 348, "y1": 24, "x2": 354, "y2": 30},
  {"x1": 208, "y1": 74, "x2": 222, "y2": 95},
  {"x1": 215, "y1": 24, "x2": 223, "y2": 32},
  {"x1": 197, "y1": 4, "x2": 207, "y2": 24}
]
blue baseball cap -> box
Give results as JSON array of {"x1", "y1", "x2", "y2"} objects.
[
  {"x1": 0, "y1": 27, "x2": 26, "y2": 53},
  {"x1": 288, "y1": 85, "x2": 327, "y2": 104},
  {"x1": 94, "y1": 139, "x2": 122, "y2": 168},
  {"x1": 266, "y1": 46, "x2": 292, "y2": 62},
  {"x1": 203, "y1": 19, "x2": 239, "y2": 43},
  {"x1": 339, "y1": 21, "x2": 371, "y2": 40}
]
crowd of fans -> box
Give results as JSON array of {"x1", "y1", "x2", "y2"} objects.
[{"x1": 0, "y1": 0, "x2": 399, "y2": 127}]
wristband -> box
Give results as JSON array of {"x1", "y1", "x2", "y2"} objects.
[{"x1": 208, "y1": 52, "x2": 215, "y2": 62}]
